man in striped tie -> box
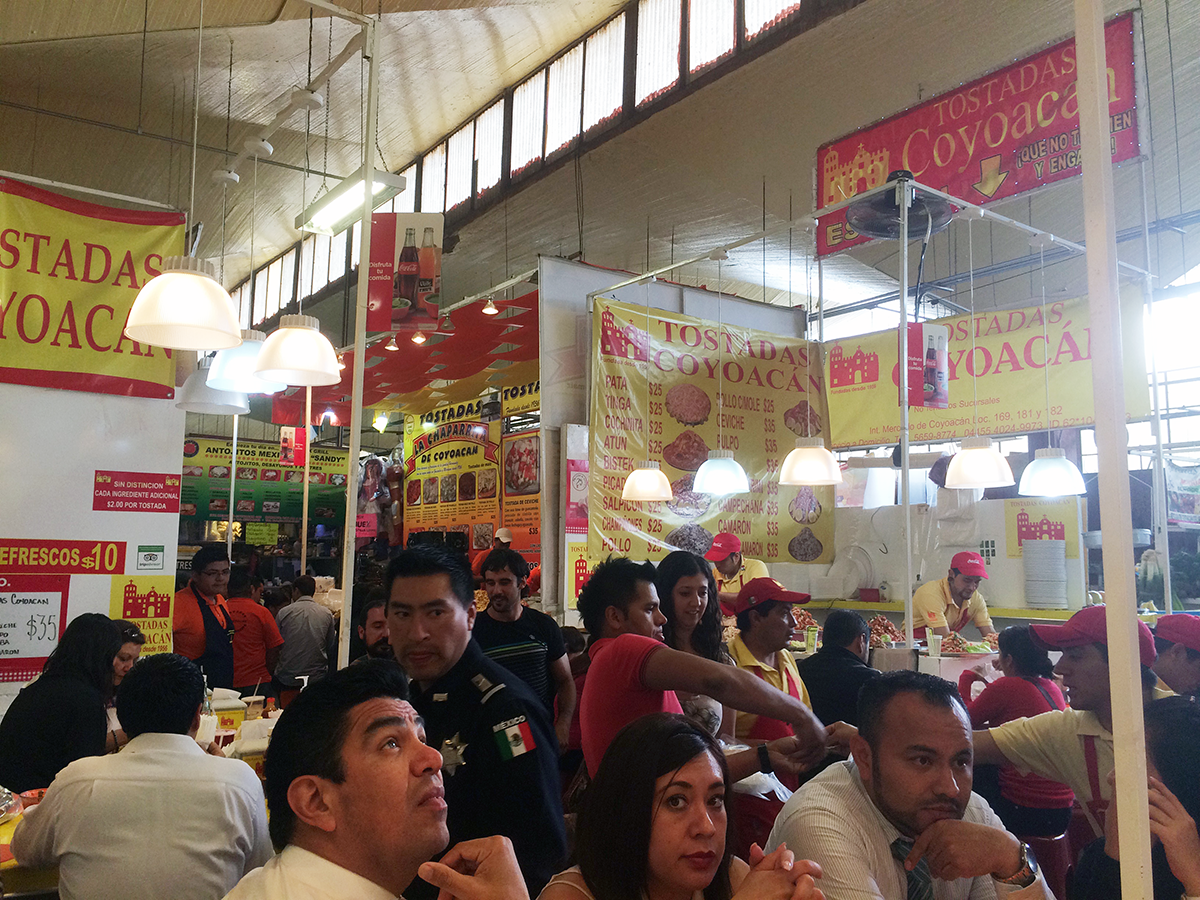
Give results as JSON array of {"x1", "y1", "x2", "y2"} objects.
[{"x1": 767, "y1": 671, "x2": 1050, "y2": 899}]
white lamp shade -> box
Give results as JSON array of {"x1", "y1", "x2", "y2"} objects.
[
  {"x1": 693, "y1": 450, "x2": 750, "y2": 495},
  {"x1": 207, "y1": 330, "x2": 286, "y2": 394},
  {"x1": 125, "y1": 256, "x2": 242, "y2": 351},
  {"x1": 254, "y1": 315, "x2": 341, "y2": 386},
  {"x1": 622, "y1": 460, "x2": 673, "y2": 501},
  {"x1": 176, "y1": 358, "x2": 249, "y2": 414},
  {"x1": 945, "y1": 436, "x2": 1015, "y2": 489},
  {"x1": 780, "y1": 437, "x2": 843, "y2": 485},
  {"x1": 1018, "y1": 447, "x2": 1086, "y2": 496}
]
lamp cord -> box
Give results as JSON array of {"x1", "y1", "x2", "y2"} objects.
[
  {"x1": 187, "y1": 0, "x2": 204, "y2": 254},
  {"x1": 717, "y1": 260, "x2": 724, "y2": 453},
  {"x1": 1040, "y1": 243, "x2": 1051, "y2": 447}
]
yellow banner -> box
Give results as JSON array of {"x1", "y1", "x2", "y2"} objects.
[
  {"x1": 589, "y1": 299, "x2": 834, "y2": 565},
  {"x1": 502, "y1": 379, "x2": 541, "y2": 416},
  {"x1": 824, "y1": 291, "x2": 1150, "y2": 447},
  {"x1": 0, "y1": 178, "x2": 184, "y2": 398},
  {"x1": 109, "y1": 576, "x2": 175, "y2": 655},
  {"x1": 1004, "y1": 496, "x2": 1082, "y2": 559},
  {"x1": 402, "y1": 416, "x2": 502, "y2": 553}
]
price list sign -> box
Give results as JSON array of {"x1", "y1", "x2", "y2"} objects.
[
  {"x1": 589, "y1": 299, "x2": 835, "y2": 565},
  {"x1": 0, "y1": 574, "x2": 70, "y2": 682}
]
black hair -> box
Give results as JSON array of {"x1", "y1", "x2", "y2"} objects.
[
  {"x1": 357, "y1": 587, "x2": 388, "y2": 630},
  {"x1": 656, "y1": 551, "x2": 723, "y2": 662},
  {"x1": 576, "y1": 556, "x2": 658, "y2": 639},
  {"x1": 114, "y1": 619, "x2": 147, "y2": 647},
  {"x1": 43, "y1": 613, "x2": 121, "y2": 703},
  {"x1": 1144, "y1": 697, "x2": 1200, "y2": 824},
  {"x1": 1088, "y1": 642, "x2": 1158, "y2": 695},
  {"x1": 577, "y1": 713, "x2": 734, "y2": 900},
  {"x1": 561, "y1": 625, "x2": 588, "y2": 656},
  {"x1": 481, "y1": 547, "x2": 530, "y2": 581},
  {"x1": 227, "y1": 565, "x2": 254, "y2": 597},
  {"x1": 736, "y1": 599, "x2": 780, "y2": 634},
  {"x1": 264, "y1": 660, "x2": 410, "y2": 851},
  {"x1": 857, "y1": 671, "x2": 967, "y2": 753},
  {"x1": 262, "y1": 587, "x2": 290, "y2": 611},
  {"x1": 293, "y1": 575, "x2": 317, "y2": 598},
  {"x1": 997, "y1": 625, "x2": 1054, "y2": 678},
  {"x1": 823, "y1": 609, "x2": 869, "y2": 650},
  {"x1": 116, "y1": 653, "x2": 205, "y2": 739},
  {"x1": 386, "y1": 545, "x2": 474, "y2": 610},
  {"x1": 1154, "y1": 635, "x2": 1200, "y2": 663},
  {"x1": 191, "y1": 545, "x2": 230, "y2": 573}
]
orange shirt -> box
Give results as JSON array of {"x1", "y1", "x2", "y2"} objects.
[{"x1": 172, "y1": 585, "x2": 232, "y2": 660}]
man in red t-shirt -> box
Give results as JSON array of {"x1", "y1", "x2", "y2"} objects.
[
  {"x1": 226, "y1": 566, "x2": 284, "y2": 697},
  {"x1": 576, "y1": 556, "x2": 827, "y2": 777}
]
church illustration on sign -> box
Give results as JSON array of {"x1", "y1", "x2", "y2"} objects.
[
  {"x1": 599, "y1": 308, "x2": 649, "y2": 361},
  {"x1": 1015, "y1": 509, "x2": 1067, "y2": 547},
  {"x1": 829, "y1": 344, "x2": 880, "y2": 387},
  {"x1": 822, "y1": 143, "x2": 891, "y2": 206},
  {"x1": 121, "y1": 581, "x2": 170, "y2": 619}
]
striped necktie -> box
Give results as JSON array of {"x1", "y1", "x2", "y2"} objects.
[{"x1": 891, "y1": 837, "x2": 935, "y2": 900}]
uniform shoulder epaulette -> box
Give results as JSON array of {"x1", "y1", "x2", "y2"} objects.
[{"x1": 471, "y1": 673, "x2": 507, "y2": 704}]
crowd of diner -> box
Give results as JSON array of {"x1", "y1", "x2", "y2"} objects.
[{"x1": 3, "y1": 537, "x2": 1200, "y2": 900}]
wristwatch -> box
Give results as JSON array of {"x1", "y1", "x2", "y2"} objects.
[
  {"x1": 757, "y1": 743, "x2": 773, "y2": 775},
  {"x1": 995, "y1": 842, "x2": 1038, "y2": 888}
]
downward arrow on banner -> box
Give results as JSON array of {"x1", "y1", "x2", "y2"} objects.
[{"x1": 972, "y1": 155, "x2": 1010, "y2": 198}]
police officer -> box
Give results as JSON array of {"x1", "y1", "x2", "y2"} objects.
[{"x1": 385, "y1": 545, "x2": 566, "y2": 900}]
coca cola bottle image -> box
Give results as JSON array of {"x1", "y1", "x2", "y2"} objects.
[
  {"x1": 393, "y1": 227, "x2": 419, "y2": 314},
  {"x1": 417, "y1": 226, "x2": 441, "y2": 315},
  {"x1": 923, "y1": 332, "x2": 937, "y2": 401}
]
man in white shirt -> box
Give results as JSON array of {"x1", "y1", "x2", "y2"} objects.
[
  {"x1": 768, "y1": 671, "x2": 1051, "y2": 900},
  {"x1": 13, "y1": 653, "x2": 273, "y2": 900},
  {"x1": 223, "y1": 659, "x2": 530, "y2": 900}
]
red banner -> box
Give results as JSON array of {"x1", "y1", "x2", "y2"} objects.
[
  {"x1": 817, "y1": 14, "x2": 1138, "y2": 256},
  {"x1": 0, "y1": 539, "x2": 126, "y2": 575}
]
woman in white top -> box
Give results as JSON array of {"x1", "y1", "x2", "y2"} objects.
[{"x1": 539, "y1": 713, "x2": 824, "y2": 900}]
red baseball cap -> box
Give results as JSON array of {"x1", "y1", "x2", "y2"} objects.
[
  {"x1": 1029, "y1": 605, "x2": 1156, "y2": 667},
  {"x1": 950, "y1": 551, "x2": 988, "y2": 579},
  {"x1": 721, "y1": 577, "x2": 811, "y2": 617},
  {"x1": 705, "y1": 533, "x2": 742, "y2": 562},
  {"x1": 1155, "y1": 614, "x2": 1200, "y2": 654}
]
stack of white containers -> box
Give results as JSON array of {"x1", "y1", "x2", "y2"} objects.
[{"x1": 1023, "y1": 539, "x2": 1068, "y2": 609}]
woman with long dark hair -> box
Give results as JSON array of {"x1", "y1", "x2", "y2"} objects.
[
  {"x1": 540, "y1": 713, "x2": 824, "y2": 900},
  {"x1": 958, "y1": 624, "x2": 1074, "y2": 836},
  {"x1": 0, "y1": 613, "x2": 121, "y2": 791},
  {"x1": 656, "y1": 550, "x2": 729, "y2": 737}
]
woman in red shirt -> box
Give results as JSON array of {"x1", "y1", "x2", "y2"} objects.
[{"x1": 959, "y1": 624, "x2": 1075, "y2": 837}]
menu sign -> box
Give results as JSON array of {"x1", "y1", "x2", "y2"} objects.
[
  {"x1": 501, "y1": 430, "x2": 542, "y2": 561},
  {"x1": 180, "y1": 438, "x2": 349, "y2": 527},
  {"x1": 589, "y1": 299, "x2": 834, "y2": 565},
  {"x1": 402, "y1": 413, "x2": 502, "y2": 552},
  {"x1": 0, "y1": 573, "x2": 70, "y2": 681}
]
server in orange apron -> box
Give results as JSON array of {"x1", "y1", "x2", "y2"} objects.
[{"x1": 723, "y1": 577, "x2": 814, "y2": 857}]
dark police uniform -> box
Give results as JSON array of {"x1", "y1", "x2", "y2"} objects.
[{"x1": 406, "y1": 639, "x2": 566, "y2": 900}]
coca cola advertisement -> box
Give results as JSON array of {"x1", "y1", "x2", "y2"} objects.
[{"x1": 367, "y1": 213, "x2": 445, "y2": 333}]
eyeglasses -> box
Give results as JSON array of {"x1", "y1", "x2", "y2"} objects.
[{"x1": 201, "y1": 567, "x2": 230, "y2": 578}]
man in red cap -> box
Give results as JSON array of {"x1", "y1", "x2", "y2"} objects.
[
  {"x1": 905, "y1": 550, "x2": 996, "y2": 639},
  {"x1": 705, "y1": 532, "x2": 769, "y2": 609},
  {"x1": 1153, "y1": 613, "x2": 1200, "y2": 697},
  {"x1": 972, "y1": 604, "x2": 1159, "y2": 838},
  {"x1": 725, "y1": 577, "x2": 816, "y2": 855}
]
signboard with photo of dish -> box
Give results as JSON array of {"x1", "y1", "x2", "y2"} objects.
[
  {"x1": 501, "y1": 430, "x2": 541, "y2": 562},
  {"x1": 179, "y1": 438, "x2": 349, "y2": 527},
  {"x1": 588, "y1": 298, "x2": 835, "y2": 565},
  {"x1": 401, "y1": 407, "x2": 502, "y2": 553}
]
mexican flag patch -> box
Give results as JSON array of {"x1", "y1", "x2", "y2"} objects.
[{"x1": 493, "y1": 716, "x2": 536, "y2": 759}]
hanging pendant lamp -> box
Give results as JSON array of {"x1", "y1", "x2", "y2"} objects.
[
  {"x1": 945, "y1": 436, "x2": 1015, "y2": 489},
  {"x1": 622, "y1": 460, "x2": 673, "y2": 502},
  {"x1": 176, "y1": 357, "x2": 249, "y2": 414},
  {"x1": 694, "y1": 450, "x2": 750, "y2": 495},
  {"x1": 207, "y1": 329, "x2": 286, "y2": 394},
  {"x1": 254, "y1": 315, "x2": 341, "y2": 386},
  {"x1": 780, "y1": 437, "x2": 843, "y2": 485},
  {"x1": 125, "y1": 256, "x2": 242, "y2": 351},
  {"x1": 1019, "y1": 447, "x2": 1086, "y2": 496}
]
